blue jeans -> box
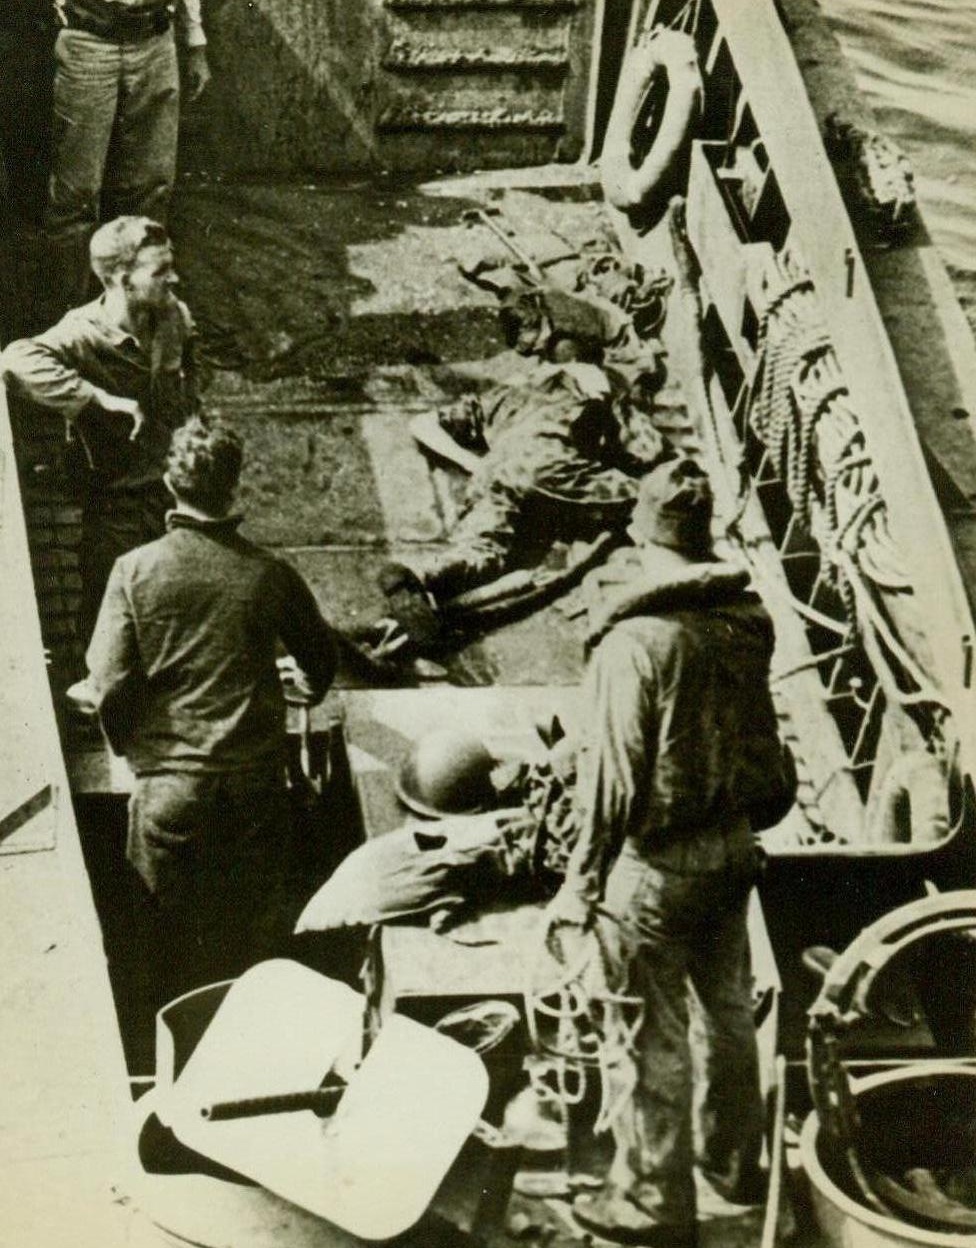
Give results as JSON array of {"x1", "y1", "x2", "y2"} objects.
[
  {"x1": 48, "y1": 26, "x2": 179, "y2": 235},
  {"x1": 600, "y1": 825, "x2": 765, "y2": 1228}
]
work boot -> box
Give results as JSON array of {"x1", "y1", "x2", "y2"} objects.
[
  {"x1": 376, "y1": 562, "x2": 442, "y2": 654},
  {"x1": 572, "y1": 1190, "x2": 698, "y2": 1247},
  {"x1": 693, "y1": 1168, "x2": 767, "y2": 1220}
]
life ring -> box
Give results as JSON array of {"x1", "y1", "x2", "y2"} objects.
[{"x1": 600, "y1": 29, "x2": 702, "y2": 228}]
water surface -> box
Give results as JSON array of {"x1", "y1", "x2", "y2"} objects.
[{"x1": 821, "y1": 0, "x2": 976, "y2": 303}]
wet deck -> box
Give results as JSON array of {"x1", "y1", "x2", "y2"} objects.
[{"x1": 174, "y1": 173, "x2": 609, "y2": 688}]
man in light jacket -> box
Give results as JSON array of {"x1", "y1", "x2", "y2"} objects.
[{"x1": 549, "y1": 458, "x2": 795, "y2": 1248}]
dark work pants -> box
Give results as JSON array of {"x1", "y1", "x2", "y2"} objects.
[
  {"x1": 128, "y1": 768, "x2": 294, "y2": 1006},
  {"x1": 599, "y1": 827, "x2": 765, "y2": 1231}
]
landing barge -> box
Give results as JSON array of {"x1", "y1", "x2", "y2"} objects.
[{"x1": 1, "y1": 1, "x2": 974, "y2": 1246}]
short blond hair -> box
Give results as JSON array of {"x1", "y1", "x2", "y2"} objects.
[{"x1": 89, "y1": 216, "x2": 170, "y2": 287}]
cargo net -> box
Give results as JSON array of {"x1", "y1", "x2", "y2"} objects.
[{"x1": 737, "y1": 250, "x2": 957, "y2": 843}]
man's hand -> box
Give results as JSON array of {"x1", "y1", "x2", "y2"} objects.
[
  {"x1": 65, "y1": 678, "x2": 98, "y2": 718},
  {"x1": 91, "y1": 388, "x2": 146, "y2": 440},
  {"x1": 185, "y1": 46, "x2": 211, "y2": 102},
  {"x1": 276, "y1": 655, "x2": 321, "y2": 706},
  {"x1": 546, "y1": 885, "x2": 594, "y2": 931},
  {"x1": 542, "y1": 886, "x2": 595, "y2": 975}
]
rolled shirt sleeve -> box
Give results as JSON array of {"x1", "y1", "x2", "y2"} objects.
[
  {"x1": 178, "y1": 0, "x2": 207, "y2": 47},
  {"x1": 0, "y1": 332, "x2": 101, "y2": 420}
]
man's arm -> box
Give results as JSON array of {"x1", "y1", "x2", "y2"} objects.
[
  {"x1": 85, "y1": 562, "x2": 144, "y2": 756},
  {"x1": 0, "y1": 331, "x2": 144, "y2": 437},
  {"x1": 409, "y1": 410, "x2": 484, "y2": 475},
  {"x1": 554, "y1": 627, "x2": 657, "y2": 916},
  {"x1": 276, "y1": 563, "x2": 339, "y2": 704},
  {"x1": 2, "y1": 331, "x2": 105, "y2": 419},
  {"x1": 177, "y1": 0, "x2": 210, "y2": 99}
]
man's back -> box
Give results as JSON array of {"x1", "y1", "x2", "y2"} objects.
[
  {"x1": 474, "y1": 363, "x2": 656, "y2": 504},
  {"x1": 87, "y1": 515, "x2": 336, "y2": 773},
  {"x1": 591, "y1": 589, "x2": 780, "y2": 848}
]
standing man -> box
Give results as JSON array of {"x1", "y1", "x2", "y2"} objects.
[
  {"x1": 547, "y1": 458, "x2": 795, "y2": 1248},
  {"x1": 85, "y1": 416, "x2": 339, "y2": 995},
  {"x1": 48, "y1": 0, "x2": 209, "y2": 239},
  {"x1": 1, "y1": 215, "x2": 197, "y2": 642}
]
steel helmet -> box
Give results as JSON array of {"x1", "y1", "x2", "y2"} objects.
[{"x1": 396, "y1": 729, "x2": 497, "y2": 819}]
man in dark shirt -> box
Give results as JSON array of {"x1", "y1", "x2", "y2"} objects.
[
  {"x1": 403, "y1": 361, "x2": 672, "y2": 603},
  {"x1": 373, "y1": 360, "x2": 673, "y2": 658},
  {"x1": 0, "y1": 215, "x2": 197, "y2": 641},
  {"x1": 84, "y1": 416, "x2": 338, "y2": 993}
]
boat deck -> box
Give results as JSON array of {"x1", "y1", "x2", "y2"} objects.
[
  {"x1": 1, "y1": 163, "x2": 809, "y2": 1247},
  {"x1": 6, "y1": 4, "x2": 976, "y2": 1235}
]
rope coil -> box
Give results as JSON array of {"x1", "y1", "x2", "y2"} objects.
[{"x1": 523, "y1": 910, "x2": 644, "y2": 1134}]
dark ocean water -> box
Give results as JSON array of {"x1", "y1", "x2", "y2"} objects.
[{"x1": 821, "y1": 0, "x2": 976, "y2": 320}]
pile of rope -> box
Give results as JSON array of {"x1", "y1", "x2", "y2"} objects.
[
  {"x1": 523, "y1": 913, "x2": 644, "y2": 1135},
  {"x1": 752, "y1": 251, "x2": 914, "y2": 635},
  {"x1": 745, "y1": 252, "x2": 954, "y2": 841}
]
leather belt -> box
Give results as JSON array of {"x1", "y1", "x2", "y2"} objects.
[{"x1": 63, "y1": 2, "x2": 171, "y2": 42}]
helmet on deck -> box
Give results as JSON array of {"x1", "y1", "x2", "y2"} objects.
[{"x1": 396, "y1": 729, "x2": 498, "y2": 819}]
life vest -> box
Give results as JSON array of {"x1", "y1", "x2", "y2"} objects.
[{"x1": 601, "y1": 29, "x2": 702, "y2": 230}]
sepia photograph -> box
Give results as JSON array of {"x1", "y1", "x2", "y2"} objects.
[{"x1": 1, "y1": 2, "x2": 975, "y2": 1246}]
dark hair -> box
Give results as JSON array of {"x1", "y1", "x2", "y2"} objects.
[{"x1": 166, "y1": 417, "x2": 243, "y2": 514}]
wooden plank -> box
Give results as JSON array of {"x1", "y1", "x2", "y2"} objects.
[
  {"x1": 0, "y1": 385, "x2": 134, "y2": 1245},
  {"x1": 0, "y1": 400, "x2": 59, "y2": 851}
]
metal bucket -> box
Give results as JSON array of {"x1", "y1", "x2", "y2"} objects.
[{"x1": 800, "y1": 1063, "x2": 976, "y2": 1248}]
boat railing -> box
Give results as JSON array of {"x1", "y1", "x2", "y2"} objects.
[
  {"x1": 612, "y1": 0, "x2": 976, "y2": 866},
  {"x1": 0, "y1": 378, "x2": 66, "y2": 854}
]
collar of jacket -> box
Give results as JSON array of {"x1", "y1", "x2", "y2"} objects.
[
  {"x1": 165, "y1": 510, "x2": 244, "y2": 535},
  {"x1": 586, "y1": 555, "x2": 754, "y2": 646}
]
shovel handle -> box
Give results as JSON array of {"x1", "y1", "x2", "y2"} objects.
[{"x1": 201, "y1": 1085, "x2": 344, "y2": 1121}]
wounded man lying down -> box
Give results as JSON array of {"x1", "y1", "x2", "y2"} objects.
[{"x1": 373, "y1": 358, "x2": 674, "y2": 656}]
